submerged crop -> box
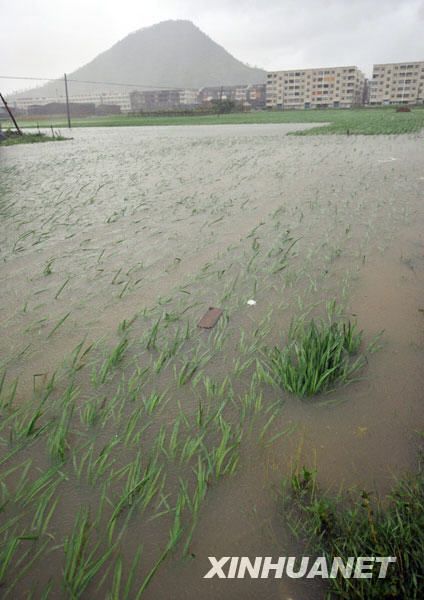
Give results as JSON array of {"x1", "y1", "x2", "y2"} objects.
[{"x1": 268, "y1": 316, "x2": 364, "y2": 397}]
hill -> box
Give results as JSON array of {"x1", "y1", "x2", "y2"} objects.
[{"x1": 12, "y1": 20, "x2": 266, "y2": 98}]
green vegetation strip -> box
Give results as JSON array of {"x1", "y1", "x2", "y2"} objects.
[
  {"x1": 0, "y1": 130, "x2": 68, "y2": 146},
  {"x1": 282, "y1": 464, "x2": 424, "y2": 599},
  {"x1": 2, "y1": 106, "x2": 424, "y2": 135}
]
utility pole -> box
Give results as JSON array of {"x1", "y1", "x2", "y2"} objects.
[
  {"x1": 218, "y1": 85, "x2": 224, "y2": 117},
  {"x1": 64, "y1": 73, "x2": 71, "y2": 128},
  {"x1": 0, "y1": 92, "x2": 23, "y2": 135}
]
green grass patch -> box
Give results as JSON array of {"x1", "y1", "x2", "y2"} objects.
[
  {"x1": 282, "y1": 464, "x2": 424, "y2": 599},
  {"x1": 2, "y1": 106, "x2": 424, "y2": 135},
  {"x1": 268, "y1": 317, "x2": 364, "y2": 397},
  {"x1": 0, "y1": 130, "x2": 68, "y2": 146}
]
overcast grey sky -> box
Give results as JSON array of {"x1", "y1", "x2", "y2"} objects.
[{"x1": 1, "y1": 0, "x2": 424, "y2": 94}]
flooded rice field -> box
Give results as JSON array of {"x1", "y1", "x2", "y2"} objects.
[{"x1": 1, "y1": 123, "x2": 423, "y2": 599}]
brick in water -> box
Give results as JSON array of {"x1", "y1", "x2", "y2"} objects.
[{"x1": 198, "y1": 307, "x2": 223, "y2": 329}]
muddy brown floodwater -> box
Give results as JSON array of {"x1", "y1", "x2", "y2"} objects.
[{"x1": 0, "y1": 123, "x2": 423, "y2": 599}]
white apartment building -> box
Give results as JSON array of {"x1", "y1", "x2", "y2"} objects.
[
  {"x1": 179, "y1": 89, "x2": 199, "y2": 105},
  {"x1": 266, "y1": 66, "x2": 365, "y2": 109},
  {"x1": 369, "y1": 61, "x2": 424, "y2": 105}
]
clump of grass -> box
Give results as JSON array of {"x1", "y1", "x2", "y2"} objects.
[
  {"x1": 281, "y1": 464, "x2": 424, "y2": 599},
  {"x1": 268, "y1": 317, "x2": 364, "y2": 396}
]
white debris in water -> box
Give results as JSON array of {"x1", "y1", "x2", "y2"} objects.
[
  {"x1": 247, "y1": 299, "x2": 256, "y2": 306},
  {"x1": 377, "y1": 157, "x2": 397, "y2": 163}
]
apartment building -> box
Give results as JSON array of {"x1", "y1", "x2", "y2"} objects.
[
  {"x1": 369, "y1": 61, "x2": 424, "y2": 105},
  {"x1": 199, "y1": 84, "x2": 266, "y2": 109},
  {"x1": 130, "y1": 89, "x2": 182, "y2": 112},
  {"x1": 266, "y1": 66, "x2": 365, "y2": 109}
]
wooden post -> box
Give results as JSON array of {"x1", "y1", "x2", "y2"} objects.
[
  {"x1": 64, "y1": 74, "x2": 71, "y2": 128},
  {"x1": 0, "y1": 92, "x2": 22, "y2": 135}
]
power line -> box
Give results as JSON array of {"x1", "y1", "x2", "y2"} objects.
[{"x1": 0, "y1": 74, "x2": 185, "y2": 91}]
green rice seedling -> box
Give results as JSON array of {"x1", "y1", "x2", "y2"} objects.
[
  {"x1": 86, "y1": 438, "x2": 120, "y2": 485},
  {"x1": 54, "y1": 277, "x2": 70, "y2": 299},
  {"x1": 100, "y1": 383, "x2": 128, "y2": 427},
  {"x1": 153, "y1": 425, "x2": 168, "y2": 458},
  {"x1": 107, "y1": 546, "x2": 143, "y2": 600},
  {"x1": 13, "y1": 230, "x2": 36, "y2": 253},
  {"x1": 367, "y1": 330, "x2": 385, "y2": 355},
  {"x1": 34, "y1": 371, "x2": 56, "y2": 401},
  {"x1": 263, "y1": 422, "x2": 298, "y2": 448},
  {"x1": 233, "y1": 356, "x2": 254, "y2": 377},
  {"x1": 96, "y1": 338, "x2": 129, "y2": 385},
  {"x1": 69, "y1": 339, "x2": 93, "y2": 373},
  {"x1": 122, "y1": 405, "x2": 151, "y2": 447},
  {"x1": 145, "y1": 316, "x2": 162, "y2": 350},
  {"x1": 203, "y1": 392, "x2": 233, "y2": 431},
  {"x1": 30, "y1": 487, "x2": 59, "y2": 535},
  {"x1": 210, "y1": 321, "x2": 230, "y2": 352},
  {"x1": 158, "y1": 296, "x2": 173, "y2": 306},
  {"x1": 176, "y1": 478, "x2": 192, "y2": 514},
  {"x1": 0, "y1": 378, "x2": 18, "y2": 410},
  {"x1": 80, "y1": 397, "x2": 102, "y2": 427},
  {"x1": 111, "y1": 267, "x2": 123, "y2": 284},
  {"x1": 168, "y1": 418, "x2": 181, "y2": 460},
  {"x1": 268, "y1": 316, "x2": 364, "y2": 397},
  {"x1": 208, "y1": 417, "x2": 242, "y2": 480},
  {"x1": 72, "y1": 442, "x2": 94, "y2": 481},
  {"x1": 220, "y1": 274, "x2": 239, "y2": 303},
  {"x1": 259, "y1": 412, "x2": 277, "y2": 442},
  {"x1": 109, "y1": 461, "x2": 162, "y2": 542},
  {"x1": 196, "y1": 398, "x2": 204, "y2": 428},
  {"x1": 63, "y1": 507, "x2": 114, "y2": 598},
  {"x1": 94, "y1": 483, "x2": 109, "y2": 529},
  {"x1": 0, "y1": 537, "x2": 21, "y2": 585},
  {"x1": 24, "y1": 318, "x2": 48, "y2": 334},
  {"x1": 1, "y1": 459, "x2": 32, "y2": 510},
  {"x1": 169, "y1": 325, "x2": 186, "y2": 354},
  {"x1": 119, "y1": 451, "x2": 145, "y2": 507},
  {"x1": 9, "y1": 402, "x2": 48, "y2": 443},
  {"x1": 117, "y1": 315, "x2": 137, "y2": 334},
  {"x1": 143, "y1": 392, "x2": 165, "y2": 415},
  {"x1": 47, "y1": 384, "x2": 76, "y2": 462},
  {"x1": 152, "y1": 349, "x2": 170, "y2": 374},
  {"x1": 203, "y1": 376, "x2": 215, "y2": 399},
  {"x1": 108, "y1": 453, "x2": 152, "y2": 539},
  {"x1": 47, "y1": 312, "x2": 71, "y2": 339},
  {"x1": 152, "y1": 327, "x2": 186, "y2": 375},
  {"x1": 0, "y1": 370, "x2": 7, "y2": 404},
  {"x1": 43, "y1": 258, "x2": 55, "y2": 276},
  {"x1": 122, "y1": 405, "x2": 144, "y2": 446},
  {"x1": 39, "y1": 581, "x2": 53, "y2": 600},
  {"x1": 175, "y1": 351, "x2": 209, "y2": 386},
  {"x1": 14, "y1": 466, "x2": 63, "y2": 508},
  {"x1": 183, "y1": 455, "x2": 208, "y2": 555},
  {"x1": 342, "y1": 320, "x2": 362, "y2": 354},
  {"x1": 192, "y1": 455, "x2": 208, "y2": 513},
  {"x1": 0, "y1": 534, "x2": 48, "y2": 592},
  {"x1": 135, "y1": 494, "x2": 184, "y2": 599},
  {"x1": 119, "y1": 281, "x2": 130, "y2": 298},
  {"x1": 255, "y1": 359, "x2": 276, "y2": 386},
  {"x1": 240, "y1": 380, "x2": 263, "y2": 419},
  {"x1": 179, "y1": 431, "x2": 205, "y2": 465},
  {"x1": 139, "y1": 459, "x2": 165, "y2": 512},
  {"x1": 127, "y1": 365, "x2": 150, "y2": 397}
]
